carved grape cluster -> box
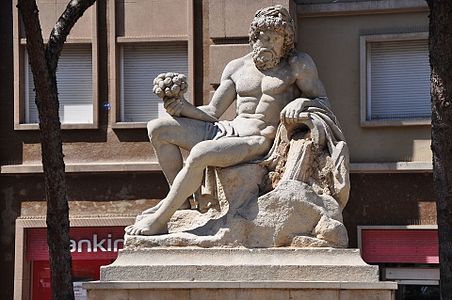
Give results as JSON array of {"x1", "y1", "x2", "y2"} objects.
[{"x1": 152, "y1": 72, "x2": 188, "y2": 101}]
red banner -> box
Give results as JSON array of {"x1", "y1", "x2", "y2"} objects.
[
  {"x1": 27, "y1": 227, "x2": 125, "y2": 261},
  {"x1": 361, "y1": 229, "x2": 439, "y2": 264}
]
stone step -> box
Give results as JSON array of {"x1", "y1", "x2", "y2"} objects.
[{"x1": 100, "y1": 248, "x2": 379, "y2": 282}]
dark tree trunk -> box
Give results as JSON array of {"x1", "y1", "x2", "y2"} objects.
[
  {"x1": 16, "y1": 1, "x2": 95, "y2": 299},
  {"x1": 427, "y1": 1, "x2": 452, "y2": 299}
]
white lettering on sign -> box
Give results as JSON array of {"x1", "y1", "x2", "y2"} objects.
[{"x1": 69, "y1": 234, "x2": 124, "y2": 253}]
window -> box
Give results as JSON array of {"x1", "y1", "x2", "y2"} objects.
[
  {"x1": 119, "y1": 43, "x2": 188, "y2": 122},
  {"x1": 13, "y1": 2, "x2": 98, "y2": 130},
  {"x1": 110, "y1": 0, "x2": 193, "y2": 128},
  {"x1": 25, "y1": 44, "x2": 94, "y2": 124},
  {"x1": 360, "y1": 33, "x2": 430, "y2": 126}
]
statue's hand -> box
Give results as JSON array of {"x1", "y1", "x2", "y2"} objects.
[
  {"x1": 280, "y1": 98, "x2": 313, "y2": 125},
  {"x1": 281, "y1": 98, "x2": 327, "y2": 147},
  {"x1": 164, "y1": 97, "x2": 184, "y2": 116}
]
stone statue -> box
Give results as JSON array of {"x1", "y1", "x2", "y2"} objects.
[{"x1": 125, "y1": 5, "x2": 350, "y2": 248}]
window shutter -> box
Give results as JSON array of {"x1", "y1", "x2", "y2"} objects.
[
  {"x1": 369, "y1": 39, "x2": 430, "y2": 120},
  {"x1": 120, "y1": 43, "x2": 188, "y2": 122},
  {"x1": 26, "y1": 45, "x2": 93, "y2": 124}
]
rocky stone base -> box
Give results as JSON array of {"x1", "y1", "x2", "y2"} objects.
[{"x1": 126, "y1": 163, "x2": 349, "y2": 248}]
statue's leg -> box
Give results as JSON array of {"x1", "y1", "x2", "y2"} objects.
[
  {"x1": 125, "y1": 135, "x2": 272, "y2": 236},
  {"x1": 140, "y1": 117, "x2": 210, "y2": 215},
  {"x1": 147, "y1": 117, "x2": 208, "y2": 184}
]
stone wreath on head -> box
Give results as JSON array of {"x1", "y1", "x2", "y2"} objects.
[{"x1": 248, "y1": 5, "x2": 296, "y2": 59}]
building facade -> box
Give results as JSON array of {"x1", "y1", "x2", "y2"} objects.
[{"x1": 0, "y1": 0, "x2": 437, "y2": 299}]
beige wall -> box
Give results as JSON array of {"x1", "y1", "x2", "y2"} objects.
[
  {"x1": 298, "y1": 11, "x2": 431, "y2": 163},
  {"x1": 12, "y1": 0, "x2": 193, "y2": 166},
  {"x1": 19, "y1": 0, "x2": 94, "y2": 39},
  {"x1": 116, "y1": 0, "x2": 188, "y2": 38},
  {"x1": 209, "y1": 0, "x2": 297, "y2": 39},
  {"x1": 7, "y1": 1, "x2": 433, "y2": 167},
  {"x1": 207, "y1": 3, "x2": 431, "y2": 164}
]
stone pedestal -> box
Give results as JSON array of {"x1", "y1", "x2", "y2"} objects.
[{"x1": 84, "y1": 248, "x2": 397, "y2": 300}]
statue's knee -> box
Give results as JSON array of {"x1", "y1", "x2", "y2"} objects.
[
  {"x1": 147, "y1": 119, "x2": 159, "y2": 139},
  {"x1": 185, "y1": 144, "x2": 210, "y2": 169},
  {"x1": 147, "y1": 119, "x2": 170, "y2": 143}
]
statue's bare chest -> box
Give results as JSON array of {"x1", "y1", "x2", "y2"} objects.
[{"x1": 233, "y1": 62, "x2": 295, "y2": 98}]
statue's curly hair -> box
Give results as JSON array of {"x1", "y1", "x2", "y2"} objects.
[{"x1": 248, "y1": 5, "x2": 295, "y2": 59}]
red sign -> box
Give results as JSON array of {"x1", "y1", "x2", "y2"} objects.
[
  {"x1": 361, "y1": 229, "x2": 439, "y2": 264},
  {"x1": 27, "y1": 227, "x2": 125, "y2": 261}
]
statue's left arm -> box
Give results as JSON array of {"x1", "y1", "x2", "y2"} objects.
[
  {"x1": 281, "y1": 53, "x2": 328, "y2": 124},
  {"x1": 280, "y1": 53, "x2": 350, "y2": 209}
]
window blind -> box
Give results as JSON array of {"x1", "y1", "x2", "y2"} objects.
[
  {"x1": 120, "y1": 43, "x2": 188, "y2": 122},
  {"x1": 369, "y1": 39, "x2": 430, "y2": 120},
  {"x1": 26, "y1": 44, "x2": 93, "y2": 124}
]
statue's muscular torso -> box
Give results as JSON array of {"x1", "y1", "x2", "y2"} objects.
[{"x1": 228, "y1": 53, "x2": 300, "y2": 139}]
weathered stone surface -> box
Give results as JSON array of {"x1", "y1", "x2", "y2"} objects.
[
  {"x1": 242, "y1": 180, "x2": 348, "y2": 247},
  {"x1": 125, "y1": 165, "x2": 347, "y2": 248},
  {"x1": 86, "y1": 281, "x2": 397, "y2": 300},
  {"x1": 89, "y1": 247, "x2": 396, "y2": 300},
  {"x1": 100, "y1": 248, "x2": 379, "y2": 282},
  {"x1": 125, "y1": 5, "x2": 350, "y2": 249}
]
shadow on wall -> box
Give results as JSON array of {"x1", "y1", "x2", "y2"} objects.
[
  {"x1": 0, "y1": 0, "x2": 23, "y2": 167},
  {"x1": 114, "y1": 128, "x2": 149, "y2": 142},
  {"x1": 344, "y1": 172, "x2": 435, "y2": 248}
]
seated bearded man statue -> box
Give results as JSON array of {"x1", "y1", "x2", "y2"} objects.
[{"x1": 125, "y1": 5, "x2": 349, "y2": 248}]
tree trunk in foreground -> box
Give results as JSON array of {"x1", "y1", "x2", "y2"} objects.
[
  {"x1": 427, "y1": 1, "x2": 452, "y2": 299},
  {"x1": 16, "y1": 0, "x2": 95, "y2": 299}
]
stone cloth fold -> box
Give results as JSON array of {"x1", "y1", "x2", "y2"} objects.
[
  {"x1": 259, "y1": 99, "x2": 350, "y2": 209},
  {"x1": 303, "y1": 103, "x2": 350, "y2": 209},
  {"x1": 204, "y1": 120, "x2": 239, "y2": 140}
]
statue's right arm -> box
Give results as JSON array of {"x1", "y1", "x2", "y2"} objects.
[{"x1": 197, "y1": 60, "x2": 239, "y2": 119}]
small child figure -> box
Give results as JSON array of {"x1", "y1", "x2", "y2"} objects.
[{"x1": 153, "y1": 72, "x2": 218, "y2": 122}]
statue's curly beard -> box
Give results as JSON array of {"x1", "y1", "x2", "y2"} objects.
[{"x1": 252, "y1": 46, "x2": 281, "y2": 71}]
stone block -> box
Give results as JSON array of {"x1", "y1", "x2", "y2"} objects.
[
  {"x1": 209, "y1": 0, "x2": 297, "y2": 38},
  {"x1": 290, "y1": 290, "x2": 339, "y2": 300},
  {"x1": 339, "y1": 289, "x2": 394, "y2": 300},
  {"x1": 209, "y1": 44, "x2": 250, "y2": 85},
  {"x1": 190, "y1": 289, "x2": 238, "y2": 300},
  {"x1": 85, "y1": 282, "x2": 397, "y2": 300},
  {"x1": 100, "y1": 248, "x2": 379, "y2": 282},
  {"x1": 236, "y1": 289, "x2": 289, "y2": 300},
  {"x1": 87, "y1": 289, "x2": 127, "y2": 300},
  {"x1": 116, "y1": 0, "x2": 188, "y2": 37},
  {"x1": 128, "y1": 289, "x2": 189, "y2": 300}
]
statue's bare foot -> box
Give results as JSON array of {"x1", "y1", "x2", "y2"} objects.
[
  {"x1": 125, "y1": 215, "x2": 168, "y2": 236},
  {"x1": 140, "y1": 201, "x2": 163, "y2": 215},
  {"x1": 137, "y1": 199, "x2": 191, "y2": 222},
  {"x1": 135, "y1": 203, "x2": 162, "y2": 222}
]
